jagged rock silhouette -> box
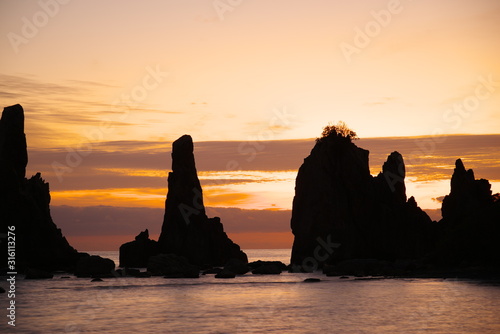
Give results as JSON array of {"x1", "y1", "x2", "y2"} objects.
[
  {"x1": 119, "y1": 229, "x2": 158, "y2": 267},
  {"x1": 158, "y1": 135, "x2": 247, "y2": 266},
  {"x1": 290, "y1": 126, "x2": 434, "y2": 270},
  {"x1": 0, "y1": 104, "x2": 83, "y2": 272},
  {"x1": 121, "y1": 134, "x2": 247, "y2": 268},
  {"x1": 436, "y1": 159, "x2": 500, "y2": 266}
]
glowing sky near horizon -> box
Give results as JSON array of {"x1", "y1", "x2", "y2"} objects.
[{"x1": 1, "y1": 0, "x2": 500, "y2": 250}]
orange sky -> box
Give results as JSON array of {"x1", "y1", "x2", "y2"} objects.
[{"x1": 1, "y1": 0, "x2": 499, "y2": 250}]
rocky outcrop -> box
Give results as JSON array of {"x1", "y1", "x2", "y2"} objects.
[
  {"x1": 147, "y1": 253, "x2": 200, "y2": 278},
  {"x1": 224, "y1": 258, "x2": 249, "y2": 275},
  {"x1": 119, "y1": 229, "x2": 159, "y2": 267},
  {"x1": 290, "y1": 131, "x2": 435, "y2": 270},
  {"x1": 248, "y1": 260, "x2": 288, "y2": 271},
  {"x1": 436, "y1": 159, "x2": 500, "y2": 266},
  {"x1": 0, "y1": 104, "x2": 84, "y2": 272},
  {"x1": 157, "y1": 135, "x2": 247, "y2": 266},
  {"x1": 249, "y1": 260, "x2": 287, "y2": 275},
  {"x1": 215, "y1": 269, "x2": 236, "y2": 278},
  {"x1": 24, "y1": 268, "x2": 54, "y2": 279},
  {"x1": 251, "y1": 263, "x2": 282, "y2": 275},
  {"x1": 441, "y1": 159, "x2": 494, "y2": 221},
  {"x1": 0, "y1": 104, "x2": 27, "y2": 183},
  {"x1": 75, "y1": 255, "x2": 116, "y2": 278}
]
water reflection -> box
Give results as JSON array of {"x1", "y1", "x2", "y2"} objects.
[{"x1": 14, "y1": 275, "x2": 500, "y2": 333}]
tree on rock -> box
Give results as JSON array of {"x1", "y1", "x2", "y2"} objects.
[{"x1": 317, "y1": 121, "x2": 358, "y2": 142}]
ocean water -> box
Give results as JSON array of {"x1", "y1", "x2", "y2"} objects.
[{"x1": 3, "y1": 250, "x2": 500, "y2": 333}]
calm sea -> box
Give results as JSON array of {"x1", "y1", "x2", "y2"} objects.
[{"x1": 3, "y1": 249, "x2": 500, "y2": 333}]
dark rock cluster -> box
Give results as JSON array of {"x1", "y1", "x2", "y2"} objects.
[
  {"x1": 290, "y1": 129, "x2": 499, "y2": 274},
  {"x1": 120, "y1": 134, "x2": 247, "y2": 270},
  {"x1": 290, "y1": 132, "x2": 434, "y2": 270},
  {"x1": 436, "y1": 159, "x2": 500, "y2": 266},
  {"x1": 119, "y1": 229, "x2": 158, "y2": 267},
  {"x1": 0, "y1": 105, "x2": 83, "y2": 272},
  {"x1": 1, "y1": 105, "x2": 117, "y2": 276},
  {"x1": 157, "y1": 135, "x2": 247, "y2": 266},
  {"x1": 6, "y1": 101, "x2": 497, "y2": 278},
  {"x1": 2, "y1": 104, "x2": 244, "y2": 277},
  {"x1": 75, "y1": 255, "x2": 116, "y2": 278}
]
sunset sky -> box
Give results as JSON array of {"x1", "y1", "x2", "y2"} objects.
[{"x1": 1, "y1": 0, "x2": 499, "y2": 251}]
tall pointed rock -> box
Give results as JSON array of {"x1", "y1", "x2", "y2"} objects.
[
  {"x1": 1, "y1": 104, "x2": 81, "y2": 271},
  {"x1": 0, "y1": 104, "x2": 27, "y2": 187},
  {"x1": 157, "y1": 135, "x2": 247, "y2": 266},
  {"x1": 161, "y1": 135, "x2": 207, "y2": 234}
]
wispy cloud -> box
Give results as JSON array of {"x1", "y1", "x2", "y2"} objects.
[
  {"x1": 0, "y1": 74, "x2": 86, "y2": 97},
  {"x1": 1, "y1": 74, "x2": 181, "y2": 147}
]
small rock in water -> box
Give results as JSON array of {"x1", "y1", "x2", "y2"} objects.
[
  {"x1": 224, "y1": 258, "x2": 249, "y2": 275},
  {"x1": 25, "y1": 268, "x2": 54, "y2": 279},
  {"x1": 252, "y1": 264, "x2": 282, "y2": 275},
  {"x1": 91, "y1": 278, "x2": 103, "y2": 282},
  {"x1": 215, "y1": 269, "x2": 236, "y2": 279},
  {"x1": 303, "y1": 278, "x2": 321, "y2": 283},
  {"x1": 75, "y1": 255, "x2": 115, "y2": 278}
]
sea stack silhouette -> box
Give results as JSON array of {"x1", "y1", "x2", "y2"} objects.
[
  {"x1": 290, "y1": 123, "x2": 500, "y2": 275},
  {"x1": 436, "y1": 159, "x2": 500, "y2": 266},
  {"x1": 120, "y1": 134, "x2": 247, "y2": 267},
  {"x1": 0, "y1": 104, "x2": 81, "y2": 272},
  {"x1": 290, "y1": 123, "x2": 434, "y2": 271}
]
